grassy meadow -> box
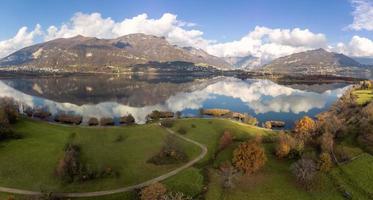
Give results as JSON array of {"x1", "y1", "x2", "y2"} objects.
[
  {"x1": 352, "y1": 89, "x2": 373, "y2": 106},
  {"x1": 1, "y1": 118, "x2": 373, "y2": 200}
]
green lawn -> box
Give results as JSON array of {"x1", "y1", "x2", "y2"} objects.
[
  {"x1": 205, "y1": 144, "x2": 343, "y2": 200},
  {"x1": 0, "y1": 119, "x2": 200, "y2": 193},
  {"x1": 330, "y1": 153, "x2": 373, "y2": 199},
  {"x1": 1, "y1": 118, "x2": 372, "y2": 200},
  {"x1": 352, "y1": 89, "x2": 373, "y2": 106}
]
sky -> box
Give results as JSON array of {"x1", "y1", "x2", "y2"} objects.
[{"x1": 0, "y1": 0, "x2": 373, "y2": 65}]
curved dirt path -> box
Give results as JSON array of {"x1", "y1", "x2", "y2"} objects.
[{"x1": 0, "y1": 125, "x2": 208, "y2": 198}]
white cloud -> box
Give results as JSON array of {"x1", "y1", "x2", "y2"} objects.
[
  {"x1": 206, "y1": 26, "x2": 327, "y2": 65},
  {"x1": 334, "y1": 35, "x2": 373, "y2": 57},
  {"x1": 348, "y1": 0, "x2": 373, "y2": 31},
  {"x1": 0, "y1": 25, "x2": 42, "y2": 58},
  {"x1": 6, "y1": 11, "x2": 373, "y2": 66},
  {"x1": 44, "y1": 12, "x2": 211, "y2": 49}
]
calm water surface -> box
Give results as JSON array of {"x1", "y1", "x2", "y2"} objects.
[{"x1": 0, "y1": 75, "x2": 349, "y2": 128}]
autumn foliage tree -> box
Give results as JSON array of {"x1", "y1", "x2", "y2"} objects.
[
  {"x1": 319, "y1": 132, "x2": 334, "y2": 153},
  {"x1": 293, "y1": 116, "x2": 316, "y2": 140},
  {"x1": 140, "y1": 182, "x2": 167, "y2": 200},
  {"x1": 319, "y1": 152, "x2": 333, "y2": 172},
  {"x1": 219, "y1": 130, "x2": 233, "y2": 151},
  {"x1": 232, "y1": 137, "x2": 267, "y2": 174},
  {"x1": 276, "y1": 131, "x2": 293, "y2": 158},
  {"x1": 291, "y1": 158, "x2": 317, "y2": 190}
]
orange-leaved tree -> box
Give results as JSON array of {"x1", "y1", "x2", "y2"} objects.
[
  {"x1": 276, "y1": 131, "x2": 293, "y2": 158},
  {"x1": 232, "y1": 137, "x2": 267, "y2": 174},
  {"x1": 293, "y1": 116, "x2": 316, "y2": 140},
  {"x1": 140, "y1": 182, "x2": 167, "y2": 200}
]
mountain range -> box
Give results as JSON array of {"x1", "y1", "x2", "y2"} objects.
[
  {"x1": 260, "y1": 48, "x2": 372, "y2": 78},
  {"x1": 0, "y1": 33, "x2": 231, "y2": 73},
  {"x1": 0, "y1": 34, "x2": 371, "y2": 78}
]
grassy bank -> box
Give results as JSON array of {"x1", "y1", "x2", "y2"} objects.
[{"x1": 0, "y1": 119, "x2": 200, "y2": 193}]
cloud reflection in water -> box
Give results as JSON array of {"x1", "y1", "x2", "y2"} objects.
[{"x1": 0, "y1": 77, "x2": 348, "y2": 124}]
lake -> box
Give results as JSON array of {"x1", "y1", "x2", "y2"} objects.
[{"x1": 0, "y1": 74, "x2": 349, "y2": 128}]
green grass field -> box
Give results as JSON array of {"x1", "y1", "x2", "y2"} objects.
[
  {"x1": 1, "y1": 118, "x2": 373, "y2": 200},
  {"x1": 352, "y1": 89, "x2": 373, "y2": 106},
  {"x1": 205, "y1": 143, "x2": 343, "y2": 200},
  {"x1": 0, "y1": 119, "x2": 200, "y2": 193}
]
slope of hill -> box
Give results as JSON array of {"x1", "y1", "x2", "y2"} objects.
[
  {"x1": 0, "y1": 34, "x2": 232, "y2": 73},
  {"x1": 260, "y1": 48, "x2": 372, "y2": 78}
]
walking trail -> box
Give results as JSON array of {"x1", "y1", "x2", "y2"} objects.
[{"x1": 0, "y1": 125, "x2": 208, "y2": 198}]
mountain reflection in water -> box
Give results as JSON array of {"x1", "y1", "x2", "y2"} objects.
[{"x1": 0, "y1": 75, "x2": 349, "y2": 128}]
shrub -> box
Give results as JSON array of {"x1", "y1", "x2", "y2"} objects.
[
  {"x1": 291, "y1": 158, "x2": 317, "y2": 190},
  {"x1": 232, "y1": 137, "x2": 267, "y2": 174},
  {"x1": 0, "y1": 98, "x2": 19, "y2": 124},
  {"x1": 100, "y1": 117, "x2": 115, "y2": 126},
  {"x1": 32, "y1": 108, "x2": 51, "y2": 119},
  {"x1": 293, "y1": 116, "x2": 316, "y2": 140},
  {"x1": 202, "y1": 109, "x2": 230, "y2": 117},
  {"x1": 317, "y1": 115, "x2": 343, "y2": 135},
  {"x1": 161, "y1": 119, "x2": 175, "y2": 128},
  {"x1": 140, "y1": 182, "x2": 167, "y2": 200},
  {"x1": 334, "y1": 145, "x2": 363, "y2": 162},
  {"x1": 263, "y1": 121, "x2": 272, "y2": 129},
  {"x1": 243, "y1": 115, "x2": 258, "y2": 126},
  {"x1": 54, "y1": 113, "x2": 82, "y2": 125},
  {"x1": 177, "y1": 127, "x2": 187, "y2": 135},
  {"x1": 319, "y1": 152, "x2": 332, "y2": 172},
  {"x1": 56, "y1": 144, "x2": 81, "y2": 182},
  {"x1": 319, "y1": 132, "x2": 334, "y2": 153},
  {"x1": 218, "y1": 162, "x2": 239, "y2": 189},
  {"x1": 288, "y1": 138, "x2": 305, "y2": 159},
  {"x1": 0, "y1": 108, "x2": 16, "y2": 141},
  {"x1": 120, "y1": 114, "x2": 135, "y2": 125},
  {"x1": 161, "y1": 191, "x2": 192, "y2": 200},
  {"x1": 191, "y1": 124, "x2": 196, "y2": 128},
  {"x1": 148, "y1": 111, "x2": 174, "y2": 121},
  {"x1": 148, "y1": 135, "x2": 188, "y2": 165},
  {"x1": 276, "y1": 131, "x2": 292, "y2": 158},
  {"x1": 88, "y1": 117, "x2": 99, "y2": 126},
  {"x1": 175, "y1": 111, "x2": 182, "y2": 119},
  {"x1": 219, "y1": 130, "x2": 233, "y2": 151}
]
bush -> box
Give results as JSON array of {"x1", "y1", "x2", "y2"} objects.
[
  {"x1": 177, "y1": 127, "x2": 187, "y2": 135},
  {"x1": 263, "y1": 121, "x2": 272, "y2": 129},
  {"x1": 0, "y1": 107, "x2": 16, "y2": 141},
  {"x1": 54, "y1": 113, "x2": 82, "y2": 125},
  {"x1": 243, "y1": 115, "x2": 258, "y2": 126},
  {"x1": 319, "y1": 132, "x2": 334, "y2": 153},
  {"x1": 293, "y1": 116, "x2": 316, "y2": 140},
  {"x1": 148, "y1": 135, "x2": 188, "y2": 165},
  {"x1": 161, "y1": 191, "x2": 192, "y2": 200},
  {"x1": 218, "y1": 162, "x2": 239, "y2": 189},
  {"x1": 32, "y1": 108, "x2": 51, "y2": 119},
  {"x1": 276, "y1": 131, "x2": 292, "y2": 158},
  {"x1": 120, "y1": 114, "x2": 135, "y2": 125},
  {"x1": 232, "y1": 137, "x2": 267, "y2": 174},
  {"x1": 288, "y1": 138, "x2": 305, "y2": 159},
  {"x1": 161, "y1": 119, "x2": 175, "y2": 128},
  {"x1": 219, "y1": 130, "x2": 233, "y2": 151},
  {"x1": 140, "y1": 182, "x2": 167, "y2": 200},
  {"x1": 319, "y1": 152, "x2": 332, "y2": 172},
  {"x1": 0, "y1": 98, "x2": 19, "y2": 124},
  {"x1": 100, "y1": 117, "x2": 115, "y2": 126},
  {"x1": 291, "y1": 158, "x2": 317, "y2": 190},
  {"x1": 191, "y1": 124, "x2": 196, "y2": 128},
  {"x1": 88, "y1": 117, "x2": 99, "y2": 126},
  {"x1": 56, "y1": 144, "x2": 81, "y2": 182},
  {"x1": 334, "y1": 145, "x2": 363, "y2": 162}
]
